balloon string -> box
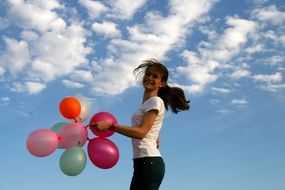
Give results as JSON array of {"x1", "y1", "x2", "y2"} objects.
[
  {"x1": 84, "y1": 125, "x2": 90, "y2": 141},
  {"x1": 74, "y1": 118, "x2": 78, "y2": 123}
]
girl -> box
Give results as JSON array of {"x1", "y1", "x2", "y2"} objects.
[{"x1": 92, "y1": 59, "x2": 190, "y2": 190}]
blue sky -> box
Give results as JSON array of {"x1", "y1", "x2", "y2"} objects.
[{"x1": 0, "y1": 0, "x2": 285, "y2": 189}]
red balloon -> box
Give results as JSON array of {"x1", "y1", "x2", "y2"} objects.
[
  {"x1": 87, "y1": 137, "x2": 119, "y2": 169},
  {"x1": 59, "y1": 122, "x2": 88, "y2": 149},
  {"x1": 59, "y1": 97, "x2": 81, "y2": 119},
  {"x1": 89, "y1": 112, "x2": 117, "y2": 137},
  {"x1": 26, "y1": 129, "x2": 59, "y2": 157}
]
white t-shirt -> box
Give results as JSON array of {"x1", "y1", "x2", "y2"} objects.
[{"x1": 131, "y1": 96, "x2": 165, "y2": 159}]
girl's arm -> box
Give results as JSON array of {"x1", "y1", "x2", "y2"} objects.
[{"x1": 92, "y1": 109, "x2": 158, "y2": 139}]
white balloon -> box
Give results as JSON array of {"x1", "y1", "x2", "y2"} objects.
[{"x1": 73, "y1": 95, "x2": 91, "y2": 122}]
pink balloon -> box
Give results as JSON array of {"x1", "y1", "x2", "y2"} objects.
[
  {"x1": 89, "y1": 112, "x2": 117, "y2": 137},
  {"x1": 87, "y1": 137, "x2": 119, "y2": 169},
  {"x1": 59, "y1": 122, "x2": 88, "y2": 149},
  {"x1": 26, "y1": 129, "x2": 59, "y2": 157}
]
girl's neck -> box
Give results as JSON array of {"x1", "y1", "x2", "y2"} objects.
[{"x1": 142, "y1": 89, "x2": 158, "y2": 103}]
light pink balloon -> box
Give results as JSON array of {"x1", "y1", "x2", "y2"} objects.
[
  {"x1": 26, "y1": 129, "x2": 59, "y2": 157},
  {"x1": 89, "y1": 112, "x2": 117, "y2": 137},
  {"x1": 59, "y1": 122, "x2": 88, "y2": 149},
  {"x1": 87, "y1": 137, "x2": 119, "y2": 169}
]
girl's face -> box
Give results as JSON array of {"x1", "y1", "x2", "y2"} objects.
[{"x1": 143, "y1": 67, "x2": 165, "y2": 91}]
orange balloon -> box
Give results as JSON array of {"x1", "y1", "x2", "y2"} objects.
[{"x1": 59, "y1": 97, "x2": 81, "y2": 119}]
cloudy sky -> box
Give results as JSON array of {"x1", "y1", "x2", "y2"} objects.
[{"x1": 0, "y1": 0, "x2": 285, "y2": 190}]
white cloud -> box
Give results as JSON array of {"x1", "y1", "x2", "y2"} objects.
[
  {"x1": 29, "y1": 25, "x2": 91, "y2": 79},
  {"x1": 90, "y1": 58, "x2": 136, "y2": 95},
  {"x1": 251, "y1": 5, "x2": 285, "y2": 25},
  {"x1": 62, "y1": 79, "x2": 85, "y2": 89},
  {"x1": 253, "y1": 72, "x2": 285, "y2": 92},
  {"x1": 30, "y1": 59, "x2": 57, "y2": 82},
  {"x1": 79, "y1": 0, "x2": 107, "y2": 19},
  {"x1": 20, "y1": 30, "x2": 39, "y2": 41},
  {"x1": 263, "y1": 30, "x2": 278, "y2": 41},
  {"x1": 210, "y1": 99, "x2": 220, "y2": 105},
  {"x1": 11, "y1": 81, "x2": 46, "y2": 94},
  {"x1": 260, "y1": 83, "x2": 285, "y2": 92},
  {"x1": 169, "y1": 0, "x2": 216, "y2": 23},
  {"x1": 1, "y1": 1, "x2": 91, "y2": 94},
  {"x1": 0, "y1": 97, "x2": 10, "y2": 101},
  {"x1": 231, "y1": 99, "x2": 248, "y2": 106},
  {"x1": 211, "y1": 87, "x2": 232, "y2": 94},
  {"x1": 219, "y1": 17, "x2": 257, "y2": 50},
  {"x1": 106, "y1": 0, "x2": 147, "y2": 20},
  {"x1": 253, "y1": 72, "x2": 282, "y2": 83},
  {"x1": 0, "y1": 66, "x2": 4, "y2": 76},
  {"x1": 25, "y1": 81, "x2": 46, "y2": 94},
  {"x1": 179, "y1": 51, "x2": 218, "y2": 90},
  {"x1": 217, "y1": 108, "x2": 233, "y2": 114},
  {"x1": 0, "y1": 97, "x2": 10, "y2": 105},
  {"x1": 0, "y1": 37, "x2": 30, "y2": 75},
  {"x1": 264, "y1": 55, "x2": 285, "y2": 66},
  {"x1": 259, "y1": 28, "x2": 285, "y2": 47},
  {"x1": 178, "y1": 16, "x2": 257, "y2": 94},
  {"x1": 70, "y1": 70, "x2": 93, "y2": 83},
  {"x1": 199, "y1": 25, "x2": 218, "y2": 41},
  {"x1": 92, "y1": 21, "x2": 121, "y2": 37},
  {"x1": 245, "y1": 44, "x2": 265, "y2": 54},
  {"x1": 17, "y1": 23, "x2": 90, "y2": 92},
  {"x1": 7, "y1": 0, "x2": 65, "y2": 32},
  {"x1": 230, "y1": 69, "x2": 251, "y2": 79}
]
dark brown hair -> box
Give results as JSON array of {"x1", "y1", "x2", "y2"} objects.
[{"x1": 133, "y1": 59, "x2": 190, "y2": 113}]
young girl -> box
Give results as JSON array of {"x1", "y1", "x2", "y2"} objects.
[{"x1": 92, "y1": 59, "x2": 190, "y2": 190}]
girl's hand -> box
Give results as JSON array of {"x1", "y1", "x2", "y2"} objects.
[{"x1": 90, "y1": 121, "x2": 112, "y2": 131}]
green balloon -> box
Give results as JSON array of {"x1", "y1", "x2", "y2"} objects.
[
  {"x1": 51, "y1": 122, "x2": 68, "y2": 149},
  {"x1": 60, "y1": 146, "x2": 87, "y2": 176},
  {"x1": 51, "y1": 122, "x2": 68, "y2": 134}
]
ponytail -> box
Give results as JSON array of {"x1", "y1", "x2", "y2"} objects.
[{"x1": 158, "y1": 84, "x2": 190, "y2": 114}]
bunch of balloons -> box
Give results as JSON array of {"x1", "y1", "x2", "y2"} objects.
[{"x1": 26, "y1": 95, "x2": 119, "y2": 176}]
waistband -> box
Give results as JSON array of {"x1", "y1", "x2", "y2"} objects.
[{"x1": 133, "y1": 156, "x2": 163, "y2": 164}]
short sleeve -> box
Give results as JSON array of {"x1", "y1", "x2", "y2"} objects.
[{"x1": 143, "y1": 97, "x2": 163, "y2": 113}]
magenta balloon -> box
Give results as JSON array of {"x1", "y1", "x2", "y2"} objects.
[
  {"x1": 26, "y1": 129, "x2": 59, "y2": 157},
  {"x1": 87, "y1": 137, "x2": 119, "y2": 169},
  {"x1": 59, "y1": 122, "x2": 88, "y2": 149},
  {"x1": 93, "y1": 130, "x2": 114, "y2": 138},
  {"x1": 89, "y1": 112, "x2": 117, "y2": 137}
]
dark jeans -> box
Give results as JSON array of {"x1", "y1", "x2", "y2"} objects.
[{"x1": 130, "y1": 157, "x2": 165, "y2": 190}]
